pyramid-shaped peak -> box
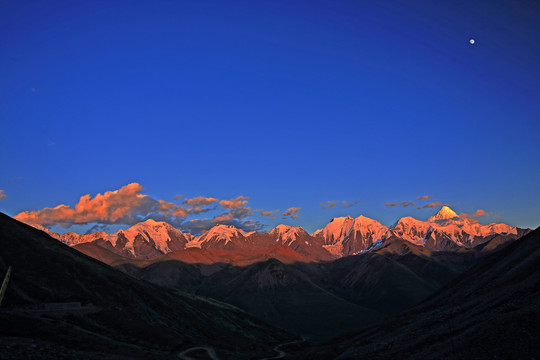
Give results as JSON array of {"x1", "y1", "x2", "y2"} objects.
[{"x1": 428, "y1": 206, "x2": 459, "y2": 222}]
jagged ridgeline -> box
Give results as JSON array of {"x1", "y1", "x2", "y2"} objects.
[{"x1": 29, "y1": 206, "x2": 528, "y2": 261}]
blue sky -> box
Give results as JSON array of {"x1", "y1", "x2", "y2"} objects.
[{"x1": 1, "y1": 0, "x2": 539, "y2": 234}]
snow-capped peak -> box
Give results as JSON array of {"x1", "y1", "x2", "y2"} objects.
[
  {"x1": 428, "y1": 206, "x2": 459, "y2": 222},
  {"x1": 271, "y1": 224, "x2": 307, "y2": 237},
  {"x1": 271, "y1": 225, "x2": 308, "y2": 245},
  {"x1": 197, "y1": 224, "x2": 246, "y2": 244}
]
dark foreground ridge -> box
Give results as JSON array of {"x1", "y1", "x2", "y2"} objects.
[
  {"x1": 0, "y1": 212, "x2": 293, "y2": 359},
  {"x1": 299, "y1": 226, "x2": 540, "y2": 359}
]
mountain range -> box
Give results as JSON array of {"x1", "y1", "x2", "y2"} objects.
[
  {"x1": 1, "y1": 208, "x2": 538, "y2": 358},
  {"x1": 30, "y1": 206, "x2": 527, "y2": 262}
]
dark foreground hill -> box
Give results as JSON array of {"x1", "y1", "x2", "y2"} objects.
[
  {"x1": 299, "y1": 226, "x2": 540, "y2": 359},
  {"x1": 117, "y1": 236, "x2": 506, "y2": 341},
  {"x1": 0, "y1": 213, "x2": 293, "y2": 359}
]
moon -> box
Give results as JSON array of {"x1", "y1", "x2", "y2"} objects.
[{"x1": 470, "y1": 39, "x2": 475, "y2": 45}]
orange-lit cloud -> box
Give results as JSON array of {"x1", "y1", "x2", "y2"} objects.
[
  {"x1": 283, "y1": 207, "x2": 301, "y2": 218},
  {"x1": 184, "y1": 196, "x2": 219, "y2": 206},
  {"x1": 13, "y1": 184, "x2": 280, "y2": 234},
  {"x1": 220, "y1": 196, "x2": 249, "y2": 209},
  {"x1": 416, "y1": 195, "x2": 433, "y2": 201},
  {"x1": 418, "y1": 201, "x2": 442, "y2": 209},
  {"x1": 14, "y1": 183, "x2": 192, "y2": 228},
  {"x1": 254, "y1": 209, "x2": 281, "y2": 219},
  {"x1": 472, "y1": 209, "x2": 492, "y2": 217},
  {"x1": 14, "y1": 183, "x2": 175, "y2": 227},
  {"x1": 173, "y1": 194, "x2": 184, "y2": 200},
  {"x1": 385, "y1": 202, "x2": 398, "y2": 207},
  {"x1": 458, "y1": 209, "x2": 493, "y2": 221},
  {"x1": 0, "y1": 190, "x2": 6, "y2": 200},
  {"x1": 213, "y1": 212, "x2": 235, "y2": 222}
]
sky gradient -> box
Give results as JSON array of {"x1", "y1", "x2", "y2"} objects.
[{"x1": 1, "y1": 0, "x2": 539, "y2": 234}]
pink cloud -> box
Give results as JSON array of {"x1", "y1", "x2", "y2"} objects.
[{"x1": 0, "y1": 190, "x2": 6, "y2": 200}]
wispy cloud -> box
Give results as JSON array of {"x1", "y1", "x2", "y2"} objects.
[
  {"x1": 320, "y1": 200, "x2": 360, "y2": 210},
  {"x1": 385, "y1": 201, "x2": 416, "y2": 208},
  {"x1": 0, "y1": 190, "x2": 6, "y2": 200},
  {"x1": 400, "y1": 200, "x2": 416, "y2": 207},
  {"x1": 173, "y1": 194, "x2": 184, "y2": 200},
  {"x1": 183, "y1": 196, "x2": 219, "y2": 206},
  {"x1": 416, "y1": 195, "x2": 432, "y2": 201},
  {"x1": 283, "y1": 207, "x2": 301, "y2": 218},
  {"x1": 418, "y1": 201, "x2": 442, "y2": 209},
  {"x1": 84, "y1": 223, "x2": 111, "y2": 235},
  {"x1": 253, "y1": 209, "x2": 281, "y2": 219}
]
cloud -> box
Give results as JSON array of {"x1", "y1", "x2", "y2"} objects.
[
  {"x1": 458, "y1": 212, "x2": 479, "y2": 223},
  {"x1": 418, "y1": 201, "x2": 442, "y2": 209},
  {"x1": 0, "y1": 190, "x2": 6, "y2": 200},
  {"x1": 173, "y1": 194, "x2": 184, "y2": 200},
  {"x1": 220, "y1": 196, "x2": 249, "y2": 209},
  {"x1": 472, "y1": 209, "x2": 492, "y2": 217},
  {"x1": 459, "y1": 209, "x2": 493, "y2": 221},
  {"x1": 416, "y1": 195, "x2": 432, "y2": 201},
  {"x1": 386, "y1": 200, "x2": 417, "y2": 208},
  {"x1": 400, "y1": 200, "x2": 416, "y2": 207},
  {"x1": 254, "y1": 209, "x2": 280, "y2": 219},
  {"x1": 320, "y1": 200, "x2": 360, "y2": 210},
  {"x1": 13, "y1": 184, "x2": 300, "y2": 235},
  {"x1": 14, "y1": 183, "x2": 187, "y2": 228},
  {"x1": 84, "y1": 223, "x2": 111, "y2": 235},
  {"x1": 183, "y1": 196, "x2": 219, "y2": 206},
  {"x1": 283, "y1": 207, "x2": 301, "y2": 219}
]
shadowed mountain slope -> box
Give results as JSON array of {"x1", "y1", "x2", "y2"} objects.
[
  {"x1": 118, "y1": 236, "x2": 507, "y2": 341},
  {"x1": 0, "y1": 213, "x2": 293, "y2": 359},
  {"x1": 299, "y1": 227, "x2": 540, "y2": 359}
]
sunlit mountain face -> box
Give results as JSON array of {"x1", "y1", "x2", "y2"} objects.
[{"x1": 23, "y1": 206, "x2": 527, "y2": 262}]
